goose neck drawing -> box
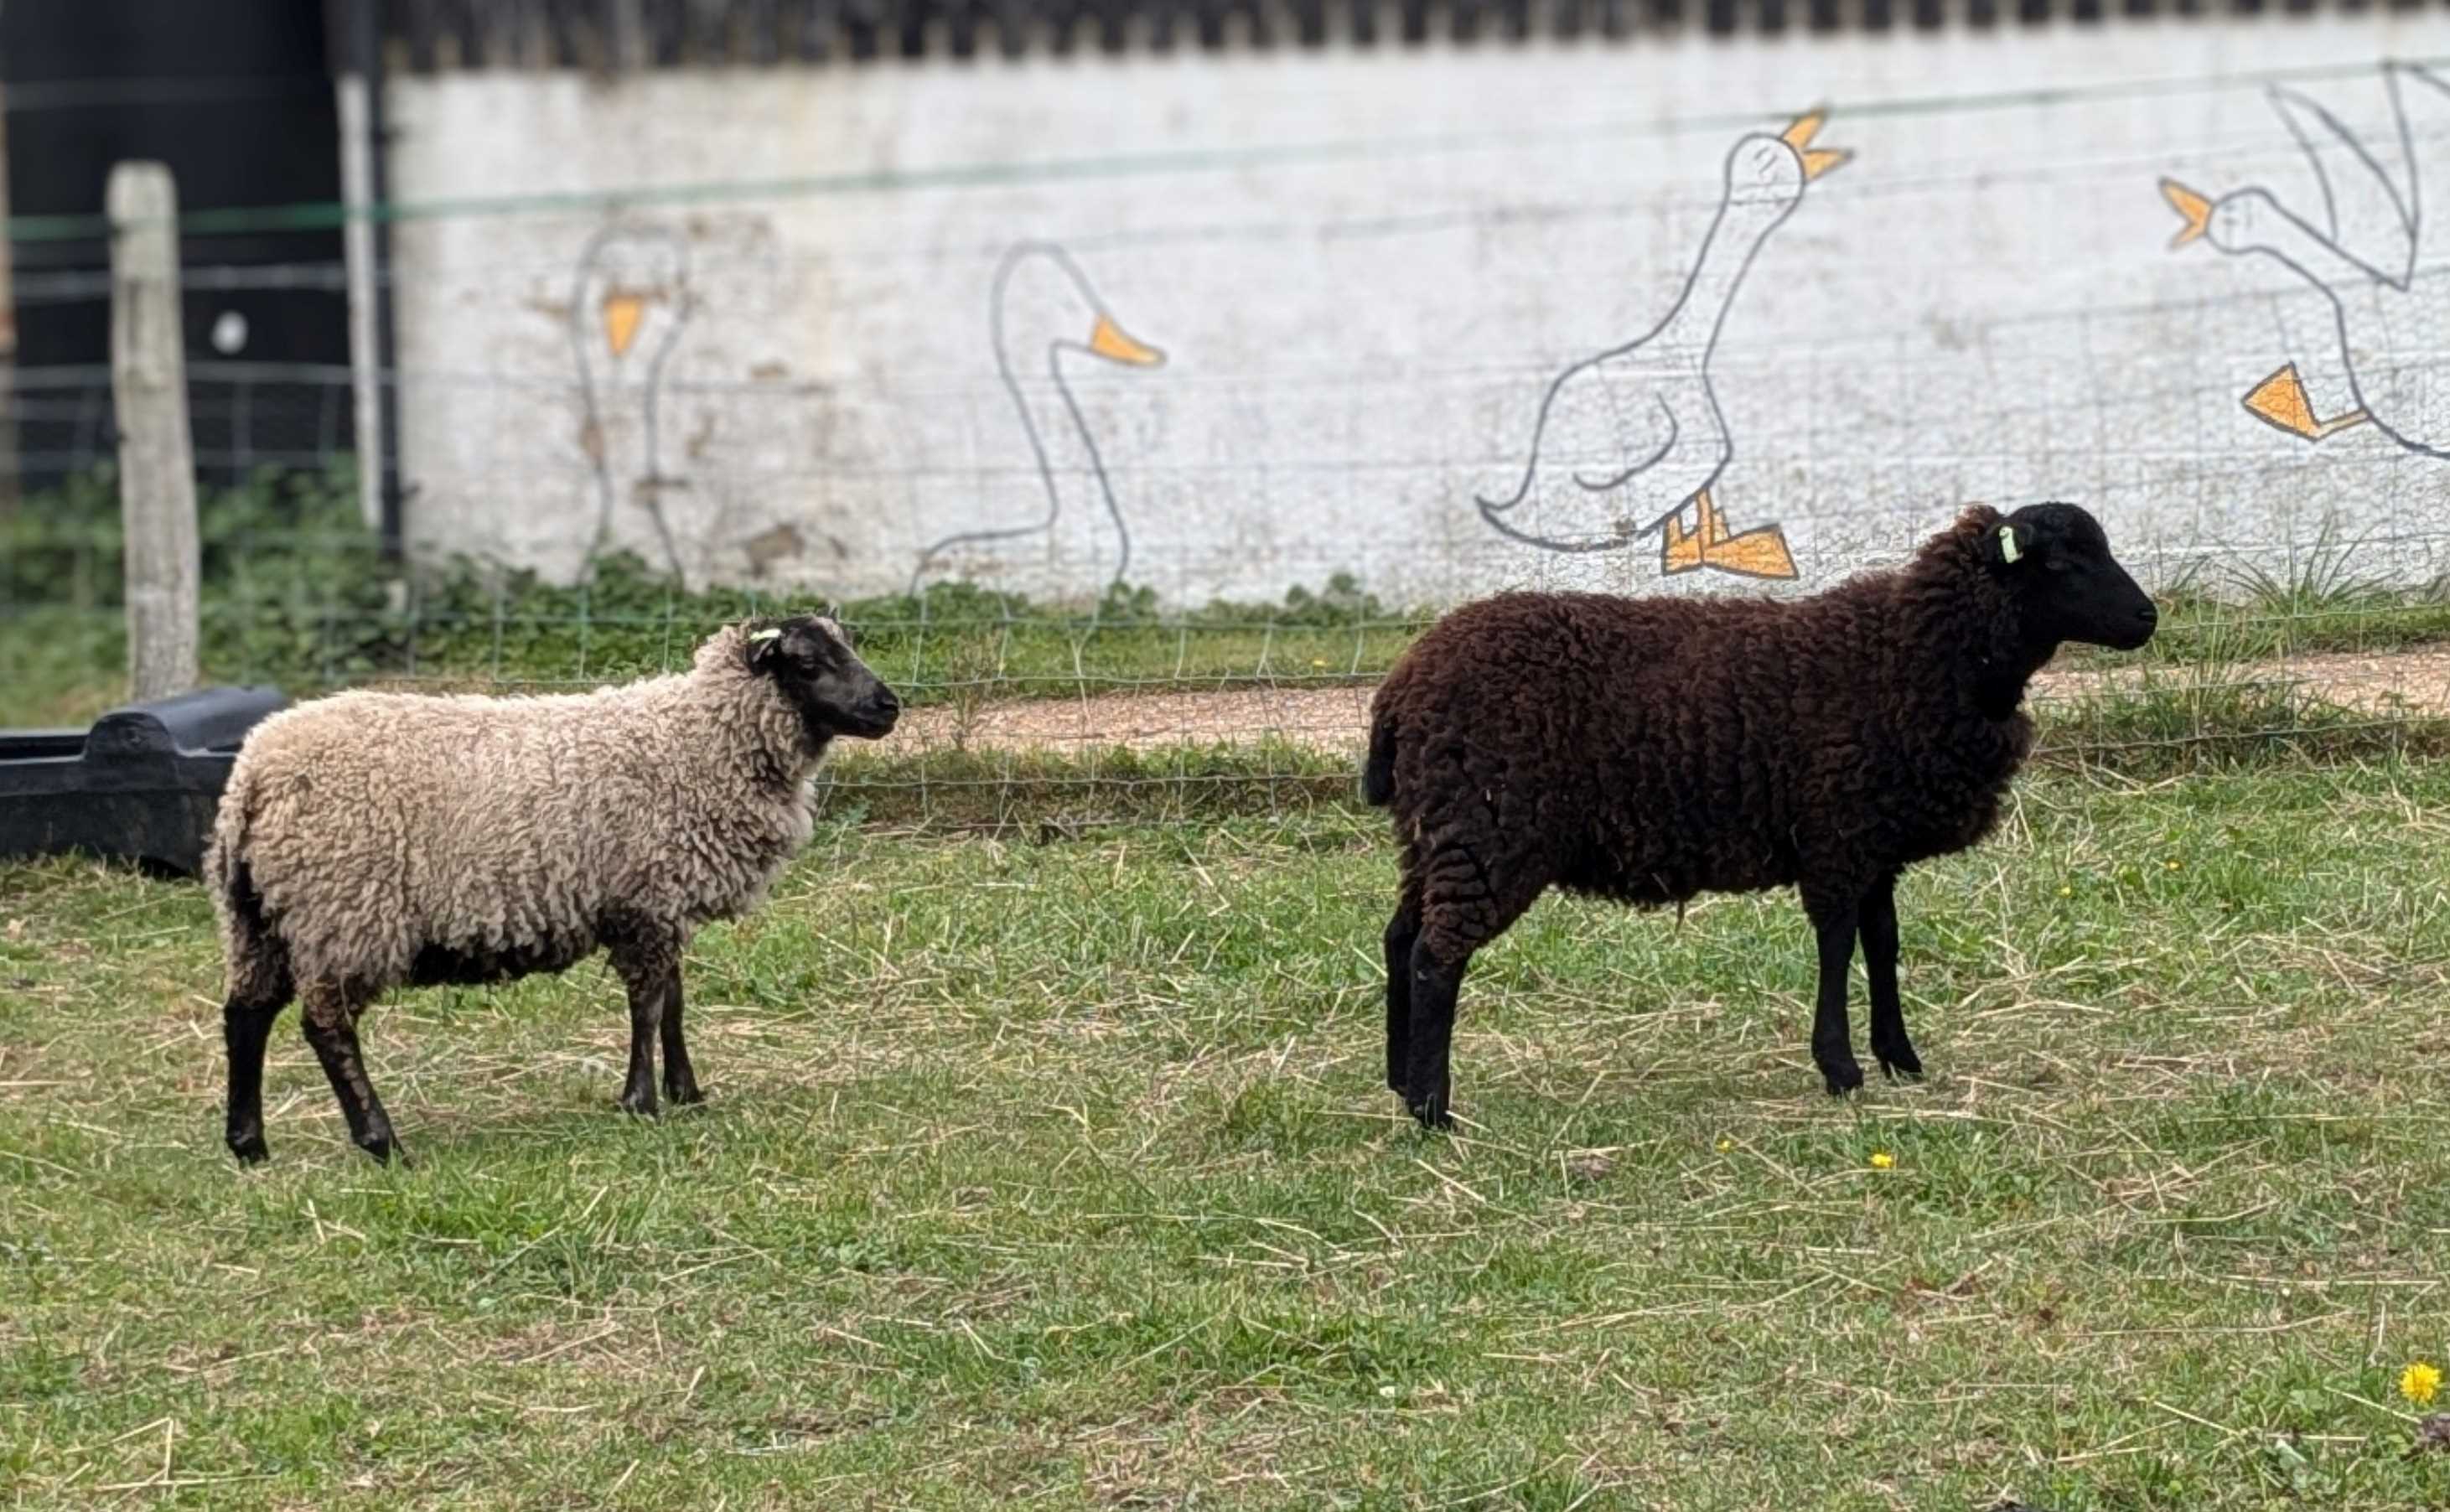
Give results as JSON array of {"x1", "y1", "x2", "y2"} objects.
[
  {"x1": 909, "y1": 242, "x2": 1166, "y2": 597},
  {"x1": 572, "y1": 223, "x2": 693, "y2": 582}
]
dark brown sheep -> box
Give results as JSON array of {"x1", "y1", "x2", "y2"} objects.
[{"x1": 1362, "y1": 502, "x2": 2157, "y2": 1128}]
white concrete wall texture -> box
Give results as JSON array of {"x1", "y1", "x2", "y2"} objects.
[{"x1": 382, "y1": 18, "x2": 2450, "y2": 607}]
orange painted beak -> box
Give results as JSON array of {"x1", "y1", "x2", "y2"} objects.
[
  {"x1": 1087, "y1": 313, "x2": 1165, "y2": 367},
  {"x1": 602, "y1": 291, "x2": 647, "y2": 357},
  {"x1": 2161, "y1": 179, "x2": 2213, "y2": 249},
  {"x1": 1780, "y1": 108, "x2": 1852, "y2": 181}
]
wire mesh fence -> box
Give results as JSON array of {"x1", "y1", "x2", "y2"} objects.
[
  {"x1": 14, "y1": 38, "x2": 2450, "y2": 827},
  {"x1": 12, "y1": 449, "x2": 2450, "y2": 834}
]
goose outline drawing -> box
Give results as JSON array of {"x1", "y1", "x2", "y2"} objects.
[
  {"x1": 572, "y1": 223, "x2": 691, "y2": 578},
  {"x1": 911, "y1": 242, "x2": 1167, "y2": 594},
  {"x1": 2160, "y1": 61, "x2": 2450, "y2": 458},
  {"x1": 1474, "y1": 107, "x2": 1852, "y2": 581}
]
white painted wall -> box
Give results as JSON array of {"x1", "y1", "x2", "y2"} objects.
[{"x1": 382, "y1": 17, "x2": 2450, "y2": 604}]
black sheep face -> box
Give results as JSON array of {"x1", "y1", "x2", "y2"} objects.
[
  {"x1": 746, "y1": 615, "x2": 901, "y2": 742},
  {"x1": 1992, "y1": 502, "x2": 2159, "y2": 653}
]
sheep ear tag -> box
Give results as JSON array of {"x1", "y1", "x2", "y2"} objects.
[
  {"x1": 1997, "y1": 525, "x2": 2023, "y2": 565},
  {"x1": 746, "y1": 626, "x2": 785, "y2": 667}
]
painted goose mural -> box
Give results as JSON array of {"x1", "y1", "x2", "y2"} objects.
[
  {"x1": 912, "y1": 241, "x2": 1167, "y2": 593},
  {"x1": 2161, "y1": 62, "x2": 2450, "y2": 458},
  {"x1": 572, "y1": 224, "x2": 691, "y2": 577},
  {"x1": 1475, "y1": 108, "x2": 1852, "y2": 581}
]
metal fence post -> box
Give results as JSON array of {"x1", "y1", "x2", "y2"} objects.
[{"x1": 107, "y1": 161, "x2": 202, "y2": 701}]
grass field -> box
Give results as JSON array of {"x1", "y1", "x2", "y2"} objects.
[{"x1": 5, "y1": 761, "x2": 2450, "y2": 1509}]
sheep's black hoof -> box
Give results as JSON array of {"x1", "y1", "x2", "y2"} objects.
[
  {"x1": 664, "y1": 1080, "x2": 705, "y2": 1108},
  {"x1": 227, "y1": 1133, "x2": 269, "y2": 1165},
  {"x1": 1406, "y1": 1096, "x2": 1454, "y2": 1132},
  {"x1": 1820, "y1": 1059, "x2": 1865, "y2": 1096},
  {"x1": 1876, "y1": 1047, "x2": 1924, "y2": 1081},
  {"x1": 357, "y1": 1136, "x2": 405, "y2": 1166},
  {"x1": 618, "y1": 1086, "x2": 660, "y2": 1118}
]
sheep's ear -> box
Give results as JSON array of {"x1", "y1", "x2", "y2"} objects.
[
  {"x1": 1990, "y1": 521, "x2": 2033, "y2": 569},
  {"x1": 744, "y1": 625, "x2": 787, "y2": 673}
]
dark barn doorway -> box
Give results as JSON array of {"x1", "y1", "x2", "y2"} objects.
[{"x1": 4, "y1": 0, "x2": 350, "y2": 493}]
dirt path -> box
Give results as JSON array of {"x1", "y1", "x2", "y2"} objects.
[{"x1": 878, "y1": 645, "x2": 2450, "y2": 758}]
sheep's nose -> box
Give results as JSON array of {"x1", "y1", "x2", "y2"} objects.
[
  {"x1": 876, "y1": 689, "x2": 902, "y2": 713},
  {"x1": 2136, "y1": 603, "x2": 2159, "y2": 628}
]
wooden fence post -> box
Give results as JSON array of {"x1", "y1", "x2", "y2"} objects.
[{"x1": 107, "y1": 162, "x2": 201, "y2": 702}]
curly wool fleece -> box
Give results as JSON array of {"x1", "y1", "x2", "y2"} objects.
[{"x1": 208, "y1": 621, "x2": 829, "y2": 1005}]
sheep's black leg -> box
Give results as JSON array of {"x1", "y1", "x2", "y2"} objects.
[
  {"x1": 659, "y1": 964, "x2": 703, "y2": 1107},
  {"x1": 300, "y1": 985, "x2": 402, "y2": 1165},
  {"x1": 1802, "y1": 893, "x2": 1865, "y2": 1095},
  {"x1": 1861, "y1": 873, "x2": 1921, "y2": 1081},
  {"x1": 222, "y1": 985, "x2": 291, "y2": 1165},
  {"x1": 1403, "y1": 941, "x2": 1468, "y2": 1131},
  {"x1": 1383, "y1": 894, "x2": 1422, "y2": 1095},
  {"x1": 609, "y1": 928, "x2": 681, "y2": 1117},
  {"x1": 1403, "y1": 839, "x2": 1546, "y2": 1131}
]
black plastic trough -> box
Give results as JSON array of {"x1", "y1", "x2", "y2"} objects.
[{"x1": 0, "y1": 686, "x2": 287, "y2": 878}]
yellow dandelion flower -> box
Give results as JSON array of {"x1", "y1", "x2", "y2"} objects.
[
  {"x1": 1310, "y1": 658, "x2": 1328, "y2": 669},
  {"x1": 2058, "y1": 885, "x2": 2074, "y2": 898},
  {"x1": 2403, "y1": 1360, "x2": 2442, "y2": 1407},
  {"x1": 1868, "y1": 1151, "x2": 1895, "y2": 1171},
  {"x1": 1715, "y1": 1137, "x2": 1733, "y2": 1153},
  {"x1": 2165, "y1": 859, "x2": 2183, "y2": 872}
]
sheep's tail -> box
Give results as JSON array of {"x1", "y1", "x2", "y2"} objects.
[
  {"x1": 1361, "y1": 706, "x2": 1399, "y2": 807},
  {"x1": 204, "y1": 760, "x2": 256, "y2": 902},
  {"x1": 205, "y1": 761, "x2": 286, "y2": 1002}
]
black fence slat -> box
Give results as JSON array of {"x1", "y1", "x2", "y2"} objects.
[
  {"x1": 401, "y1": 0, "x2": 443, "y2": 70},
  {"x1": 841, "y1": 0, "x2": 883, "y2": 57},
  {"x1": 781, "y1": 0, "x2": 828, "y2": 58},
  {"x1": 541, "y1": 0, "x2": 588, "y2": 64},
  {"x1": 474, "y1": 0, "x2": 527, "y2": 65},
  {"x1": 686, "y1": 0, "x2": 736, "y2": 57},
  {"x1": 641, "y1": 0, "x2": 688, "y2": 60},
  {"x1": 433, "y1": 0, "x2": 483, "y2": 65},
  {"x1": 743, "y1": 0, "x2": 783, "y2": 57},
  {"x1": 378, "y1": 0, "x2": 2408, "y2": 62}
]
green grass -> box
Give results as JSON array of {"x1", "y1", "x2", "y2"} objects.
[{"x1": 5, "y1": 764, "x2": 2450, "y2": 1508}]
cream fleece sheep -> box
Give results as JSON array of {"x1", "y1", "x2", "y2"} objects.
[{"x1": 207, "y1": 614, "x2": 901, "y2": 1165}]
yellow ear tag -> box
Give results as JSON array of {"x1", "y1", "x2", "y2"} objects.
[
  {"x1": 748, "y1": 628, "x2": 784, "y2": 644},
  {"x1": 1997, "y1": 525, "x2": 2022, "y2": 564}
]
